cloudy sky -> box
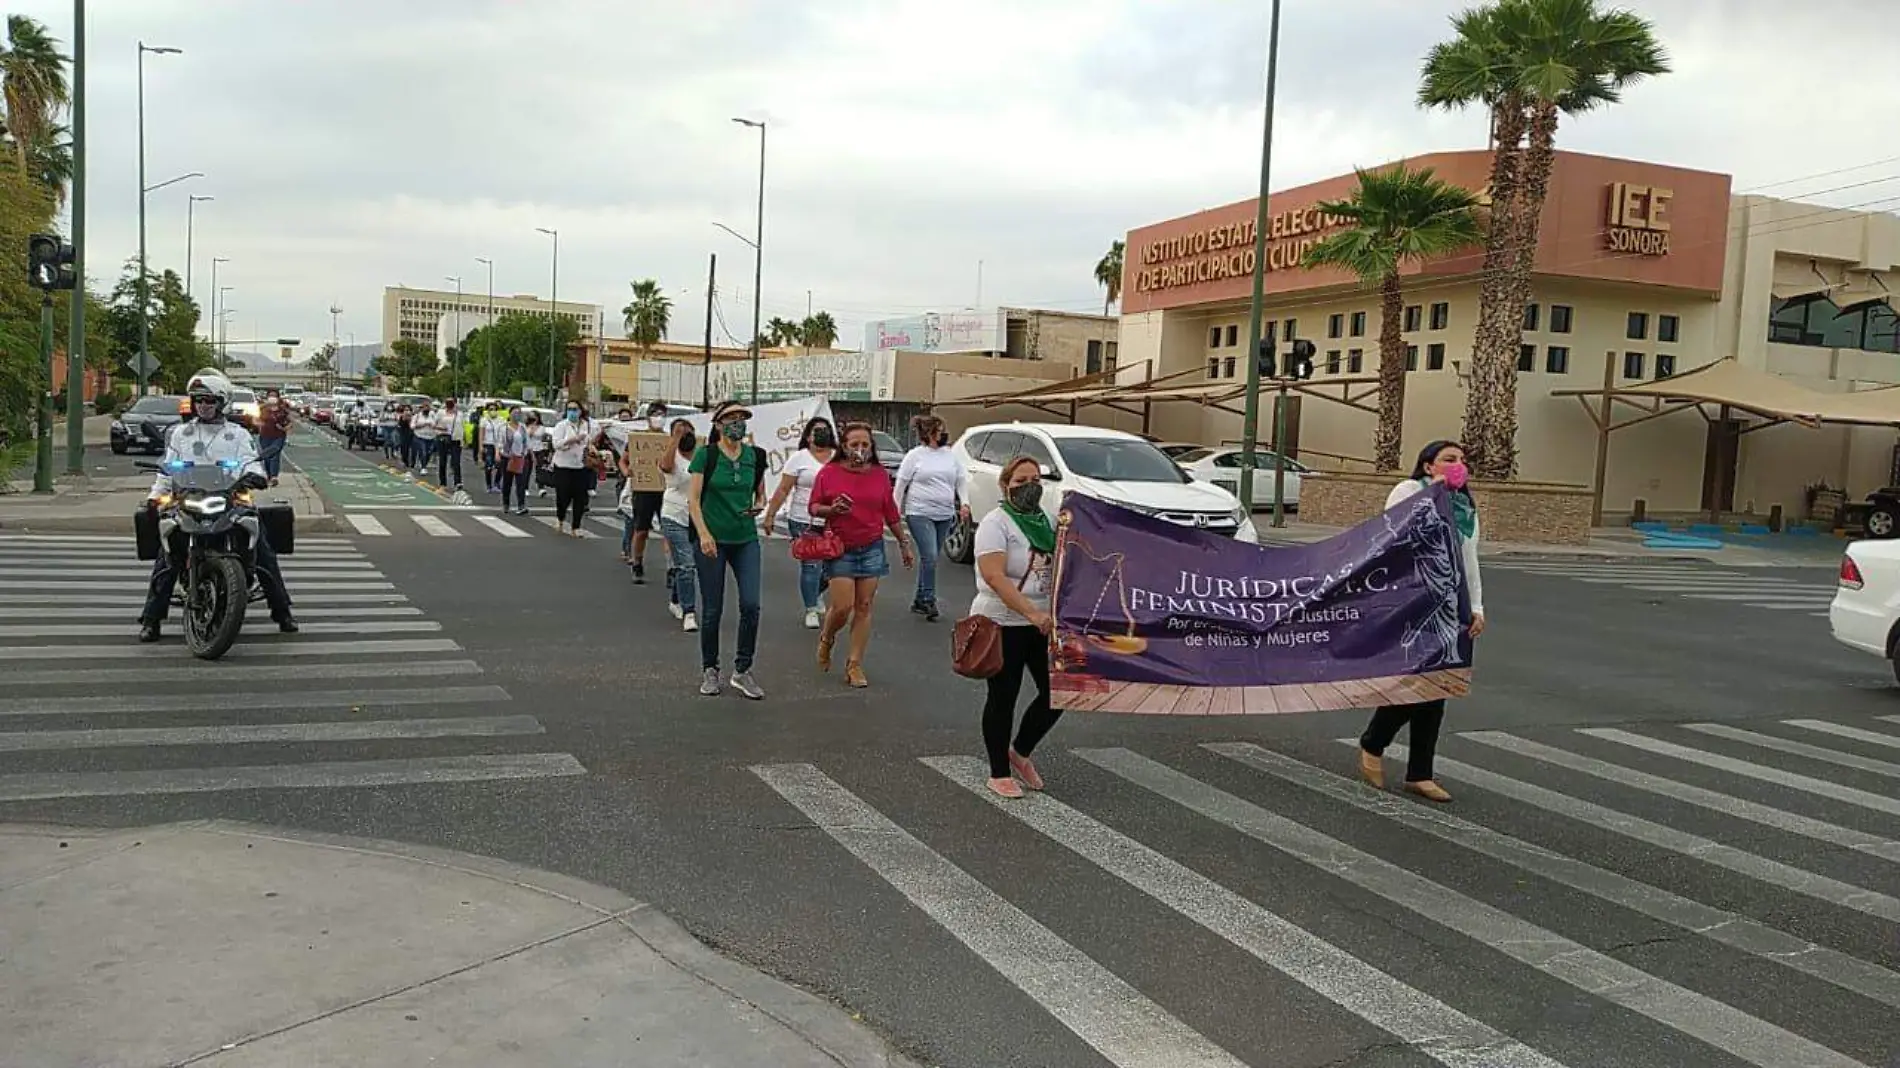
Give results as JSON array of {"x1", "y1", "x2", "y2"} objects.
[{"x1": 19, "y1": 0, "x2": 1900, "y2": 366}]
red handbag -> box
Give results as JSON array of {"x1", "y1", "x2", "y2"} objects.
[{"x1": 791, "y1": 525, "x2": 844, "y2": 562}]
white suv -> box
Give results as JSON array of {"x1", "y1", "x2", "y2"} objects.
[{"x1": 943, "y1": 422, "x2": 1259, "y2": 564}]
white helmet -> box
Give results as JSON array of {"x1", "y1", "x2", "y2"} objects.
[{"x1": 185, "y1": 372, "x2": 234, "y2": 419}]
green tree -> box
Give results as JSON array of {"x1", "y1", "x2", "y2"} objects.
[
  {"x1": 798, "y1": 310, "x2": 839, "y2": 348},
  {"x1": 1420, "y1": 0, "x2": 1668, "y2": 478},
  {"x1": 454, "y1": 312, "x2": 579, "y2": 399},
  {"x1": 763, "y1": 316, "x2": 798, "y2": 348},
  {"x1": 0, "y1": 14, "x2": 69, "y2": 173},
  {"x1": 1094, "y1": 239, "x2": 1125, "y2": 314},
  {"x1": 621, "y1": 279, "x2": 671, "y2": 354},
  {"x1": 372, "y1": 338, "x2": 438, "y2": 385},
  {"x1": 1302, "y1": 163, "x2": 1484, "y2": 472}
]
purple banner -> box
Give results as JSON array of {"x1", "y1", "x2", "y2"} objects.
[{"x1": 1050, "y1": 485, "x2": 1474, "y2": 715}]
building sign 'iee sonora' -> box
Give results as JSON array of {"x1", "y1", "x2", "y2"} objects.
[{"x1": 1605, "y1": 182, "x2": 1672, "y2": 256}]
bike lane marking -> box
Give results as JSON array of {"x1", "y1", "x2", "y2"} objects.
[{"x1": 286, "y1": 429, "x2": 452, "y2": 510}]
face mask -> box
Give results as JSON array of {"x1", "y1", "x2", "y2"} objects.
[
  {"x1": 566, "y1": 409, "x2": 581, "y2": 422},
  {"x1": 811, "y1": 428, "x2": 835, "y2": 448},
  {"x1": 647, "y1": 417, "x2": 662, "y2": 430},
  {"x1": 1441, "y1": 461, "x2": 1469, "y2": 490},
  {"x1": 1007, "y1": 481, "x2": 1043, "y2": 512},
  {"x1": 846, "y1": 444, "x2": 872, "y2": 464},
  {"x1": 721, "y1": 420, "x2": 747, "y2": 441},
  {"x1": 678, "y1": 433, "x2": 697, "y2": 454}
]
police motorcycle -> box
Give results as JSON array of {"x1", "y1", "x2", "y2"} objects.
[{"x1": 134, "y1": 457, "x2": 297, "y2": 660}]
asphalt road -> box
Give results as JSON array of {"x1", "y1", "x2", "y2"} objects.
[{"x1": 0, "y1": 495, "x2": 1895, "y2": 1068}]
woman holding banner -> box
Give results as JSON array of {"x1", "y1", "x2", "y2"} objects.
[
  {"x1": 969, "y1": 455, "x2": 1062, "y2": 800},
  {"x1": 1357, "y1": 440, "x2": 1486, "y2": 803},
  {"x1": 762, "y1": 416, "x2": 839, "y2": 629},
  {"x1": 809, "y1": 423, "x2": 913, "y2": 688}
]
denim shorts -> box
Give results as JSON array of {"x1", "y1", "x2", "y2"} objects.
[{"x1": 824, "y1": 539, "x2": 889, "y2": 581}]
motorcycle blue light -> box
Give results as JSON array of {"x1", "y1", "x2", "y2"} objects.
[
  {"x1": 217, "y1": 459, "x2": 242, "y2": 470},
  {"x1": 165, "y1": 460, "x2": 190, "y2": 472}
]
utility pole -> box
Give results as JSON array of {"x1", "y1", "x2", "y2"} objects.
[
  {"x1": 476, "y1": 257, "x2": 494, "y2": 396},
  {"x1": 1237, "y1": 0, "x2": 1284, "y2": 514},
  {"x1": 702, "y1": 252, "x2": 716, "y2": 409},
  {"x1": 732, "y1": 117, "x2": 766, "y2": 403},
  {"x1": 536, "y1": 228, "x2": 559, "y2": 398},
  {"x1": 63, "y1": 0, "x2": 86, "y2": 473}
]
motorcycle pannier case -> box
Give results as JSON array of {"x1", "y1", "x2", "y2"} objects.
[
  {"x1": 133, "y1": 504, "x2": 161, "y2": 562},
  {"x1": 258, "y1": 502, "x2": 296, "y2": 556}
]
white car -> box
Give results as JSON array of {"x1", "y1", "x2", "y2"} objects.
[
  {"x1": 1174, "y1": 446, "x2": 1307, "y2": 511},
  {"x1": 1831, "y1": 542, "x2": 1900, "y2": 682},
  {"x1": 943, "y1": 422, "x2": 1259, "y2": 564}
]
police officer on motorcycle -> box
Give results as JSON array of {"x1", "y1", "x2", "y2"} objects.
[{"x1": 137, "y1": 375, "x2": 299, "y2": 643}]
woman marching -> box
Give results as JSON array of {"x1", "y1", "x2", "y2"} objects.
[
  {"x1": 548, "y1": 400, "x2": 599, "y2": 536},
  {"x1": 894, "y1": 413, "x2": 968, "y2": 622},
  {"x1": 969, "y1": 456, "x2": 1062, "y2": 799},
  {"x1": 808, "y1": 422, "x2": 914, "y2": 688},
  {"x1": 656, "y1": 417, "x2": 700, "y2": 632},
  {"x1": 1356, "y1": 439, "x2": 1485, "y2": 803},
  {"x1": 762, "y1": 415, "x2": 838, "y2": 629}
]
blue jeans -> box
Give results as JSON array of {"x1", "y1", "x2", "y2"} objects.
[
  {"x1": 695, "y1": 538, "x2": 760, "y2": 673},
  {"x1": 436, "y1": 439, "x2": 461, "y2": 487},
  {"x1": 621, "y1": 513, "x2": 635, "y2": 555},
  {"x1": 905, "y1": 514, "x2": 955, "y2": 606},
  {"x1": 413, "y1": 437, "x2": 435, "y2": 470},
  {"x1": 140, "y1": 526, "x2": 292, "y2": 624},
  {"x1": 785, "y1": 519, "x2": 826, "y2": 611},
  {"x1": 660, "y1": 518, "x2": 697, "y2": 614},
  {"x1": 257, "y1": 436, "x2": 285, "y2": 479}
]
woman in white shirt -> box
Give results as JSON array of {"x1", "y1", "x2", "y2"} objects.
[
  {"x1": 895, "y1": 413, "x2": 968, "y2": 623},
  {"x1": 762, "y1": 416, "x2": 838, "y2": 629},
  {"x1": 656, "y1": 418, "x2": 700, "y2": 632},
  {"x1": 548, "y1": 401, "x2": 599, "y2": 537},
  {"x1": 496, "y1": 409, "x2": 534, "y2": 515},
  {"x1": 970, "y1": 455, "x2": 1061, "y2": 800},
  {"x1": 1357, "y1": 439, "x2": 1486, "y2": 804}
]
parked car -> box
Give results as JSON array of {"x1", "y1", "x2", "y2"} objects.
[
  {"x1": 1831, "y1": 542, "x2": 1900, "y2": 682},
  {"x1": 1861, "y1": 488, "x2": 1900, "y2": 538},
  {"x1": 871, "y1": 429, "x2": 904, "y2": 481},
  {"x1": 1150, "y1": 441, "x2": 1204, "y2": 460},
  {"x1": 1174, "y1": 446, "x2": 1308, "y2": 511},
  {"x1": 110, "y1": 395, "x2": 186, "y2": 454},
  {"x1": 942, "y1": 422, "x2": 1258, "y2": 564}
]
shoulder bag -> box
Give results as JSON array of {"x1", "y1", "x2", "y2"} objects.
[{"x1": 951, "y1": 562, "x2": 1034, "y2": 679}]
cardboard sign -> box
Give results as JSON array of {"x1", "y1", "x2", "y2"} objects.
[{"x1": 621, "y1": 432, "x2": 673, "y2": 493}]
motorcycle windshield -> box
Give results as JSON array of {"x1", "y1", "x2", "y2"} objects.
[{"x1": 163, "y1": 460, "x2": 243, "y2": 493}]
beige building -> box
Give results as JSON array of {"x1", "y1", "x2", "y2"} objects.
[
  {"x1": 1115, "y1": 149, "x2": 1900, "y2": 520},
  {"x1": 381, "y1": 286, "x2": 599, "y2": 354}
]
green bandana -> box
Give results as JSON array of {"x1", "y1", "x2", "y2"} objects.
[
  {"x1": 1004, "y1": 503, "x2": 1057, "y2": 555},
  {"x1": 1424, "y1": 478, "x2": 1477, "y2": 538}
]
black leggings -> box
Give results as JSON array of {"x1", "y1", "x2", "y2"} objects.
[
  {"x1": 1359, "y1": 700, "x2": 1447, "y2": 783},
  {"x1": 552, "y1": 466, "x2": 590, "y2": 528},
  {"x1": 983, "y1": 624, "x2": 1062, "y2": 778}
]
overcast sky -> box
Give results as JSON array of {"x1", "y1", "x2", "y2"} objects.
[{"x1": 20, "y1": 0, "x2": 1900, "y2": 363}]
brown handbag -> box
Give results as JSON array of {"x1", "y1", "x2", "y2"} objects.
[{"x1": 951, "y1": 567, "x2": 1033, "y2": 679}]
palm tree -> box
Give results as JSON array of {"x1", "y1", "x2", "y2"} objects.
[
  {"x1": 1419, "y1": 0, "x2": 1667, "y2": 478},
  {"x1": 1094, "y1": 239, "x2": 1125, "y2": 315},
  {"x1": 1302, "y1": 163, "x2": 1484, "y2": 473},
  {"x1": 621, "y1": 279, "x2": 671, "y2": 354},
  {"x1": 0, "y1": 15, "x2": 70, "y2": 172},
  {"x1": 799, "y1": 311, "x2": 839, "y2": 349},
  {"x1": 26, "y1": 120, "x2": 70, "y2": 207},
  {"x1": 764, "y1": 316, "x2": 799, "y2": 348}
]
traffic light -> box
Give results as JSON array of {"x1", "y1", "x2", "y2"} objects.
[
  {"x1": 1255, "y1": 336, "x2": 1277, "y2": 380},
  {"x1": 26, "y1": 232, "x2": 76, "y2": 291},
  {"x1": 1286, "y1": 338, "x2": 1316, "y2": 381}
]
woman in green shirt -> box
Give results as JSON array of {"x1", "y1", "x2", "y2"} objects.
[{"x1": 687, "y1": 401, "x2": 767, "y2": 700}]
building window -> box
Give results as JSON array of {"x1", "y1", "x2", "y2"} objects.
[
  {"x1": 1655, "y1": 353, "x2": 1676, "y2": 378},
  {"x1": 1623, "y1": 351, "x2": 1645, "y2": 379},
  {"x1": 1323, "y1": 349, "x2": 1340, "y2": 374},
  {"x1": 1223, "y1": 356, "x2": 1237, "y2": 379},
  {"x1": 1282, "y1": 318, "x2": 1298, "y2": 341},
  {"x1": 1266, "y1": 321, "x2": 1278, "y2": 344},
  {"x1": 603, "y1": 353, "x2": 632, "y2": 365},
  {"x1": 1426, "y1": 343, "x2": 1446, "y2": 370},
  {"x1": 1403, "y1": 305, "x2": 1421, "y2": 332},
  {"x1": 1658, "y1": 314, "x2": 1680, "y2": 343},
  {"x1": 1429, "y1": 302, "x2": 1449, "y2": 330},
  {"x1": 1518, "y1": 344, "x2": 1536, "y2": 372},
  {"x1": 1207, "y1": 358, "x2": 1220, "y2": 379},
  {"x1": 1327, "y1": 313, "x2": 1344, "y2": 339},
  {"x1": 1349, "y1": 311, "x2": 1367, "y2": 337},
  {"x1": 1546, "y1": 345, "x2": 1570, "y2": 374},
  {"x1": 1627, "y1": 312, "x2": 1648, "y2": 340},
  {"x1": 1523, "y1": 303, "x2": 1540, "y2": 331},
  {"x1": 1225, "y1": 324, "x2": 1238, "y2": 347},
  {"x1": 1347, "y1": 348, "x2": 1364, "y2": 373},
  {"x1": 1550, "y1": 305, "x2": 1573, "y2": 333},
  {"x1": 1405, "y1": 344, "x2": 1419, "y2": 371},
  {"x1": 1209, "y1": 327, "x2": 1222, "y2": 348}
]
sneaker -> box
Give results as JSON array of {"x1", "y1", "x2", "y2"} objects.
[
  {"x1": 699, "y1": 667, "x2": 721, "y2": 696},
  {"x1": 729, "y1": 671, "x2": 765, "y2": 700},
  {"x1": 631, "y1": 562, "x2": 646, "y2": 584},
  {"x1": 682, "y1": 612, "x2": 698, "y2": 632},
  {"x1": 803, "y1": 608, "x2": 822, "y2": 629},
  {"x1": 670, "y1": 601, "x2": 685, "y2": 621}
]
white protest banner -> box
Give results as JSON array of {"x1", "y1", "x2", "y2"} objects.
[{"x1": 598, "y1": 395, "x2": 835, "y2": 487}]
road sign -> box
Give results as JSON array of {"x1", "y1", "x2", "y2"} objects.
[{"x1": 123, "y1": 352, "x2": 161, "y2": 379}]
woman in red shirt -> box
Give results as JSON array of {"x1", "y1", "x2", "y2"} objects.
[{"x1": 809, "y1": 422, "x2": 915, "y2": 687}]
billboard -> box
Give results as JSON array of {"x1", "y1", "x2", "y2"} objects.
[{"x1": 862, "y1": 310, "x2": 1004, "y2": 354}]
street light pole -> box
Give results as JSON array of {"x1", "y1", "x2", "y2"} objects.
[
  {"x1": 184, "y1": 194, "x2": 212, "y2": 304},
  {"x1": 63, "y1": 0, "x2": 87, "y2": 473},
  {"x1": 536, "y1": 227, "x2": 559, "y2": 398},
  {"x1": 135, "y1": 42, "x2": 181, "y2": 394},
  {"x1": 217, "y1": 286, "x2": 233, "y2": 369},
  {"x1": 446, "y1": 275, "x2": 462, "y2": 399},
  {"x1": 733, "y1": 117, "x2": 766, "y2": 403},
  {"x1": 475, "y1": 257, "x2": 494, "y2": 396},
  {"x1": 208, "y1": 257, "x2": 227, "y2": 347},
  {"x1": 1236, "y1": 0, "x2": 1284, "y2": 518}
]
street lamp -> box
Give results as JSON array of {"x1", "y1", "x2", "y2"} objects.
[
  {"x1": 1237, "y1": 1, "x2": 1286, "y2": 523},
  {"x1": 445, "y1": 275, "x2": 463, "y2": 398},
  {"x1": 732, "y1": 116, "x2": 766, "y2": 404},
  {"x1": 475, "y1": 256, "x2": 495, "y2": 395},
  {"x1": 184, "y1": 193, "x2": 212, "y2": 305},
  {"x1": 208, "y1": 256, "x2": 228, "y2": 346},
  {"x1": 136, "y1": 41, "x2": 183, "y2": 394},
  {"x1": 535, "y1": 227, "x2": 559, "y2": 398},
  {"x1": 217, "y1": 286, "x2": 234, "y2": 369}
]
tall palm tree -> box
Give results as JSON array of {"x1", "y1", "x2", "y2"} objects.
[
  {"x1": 764, "y1": 316, "x2": 799, "y2": 347},
  {"x1": 621, "y1": 279, "x2": 671, "y2": 354},
  {"x1": 26, "y1": 120, "x2": 70, "y2": 207},
  {"x1": 1, "y1": 15, "x2": 70, "y2": 172},
  {"x1": 1419, "y1": 0, "x2": 1667, "y2": 478},
  {"x1": 1303, "y1": 163, "x2": 1484, "y2": 473},
  {"x1": 799, "y1": 310, "x2": 839, "y2": 349},
  {"x1": 1094, "y1": 239, "x2": 1125, "y2": 315}
]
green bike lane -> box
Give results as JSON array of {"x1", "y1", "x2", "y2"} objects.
[{"x1": 284, "y1": 427, "x2": 457, "y2": 510}]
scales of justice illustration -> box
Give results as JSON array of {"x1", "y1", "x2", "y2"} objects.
[{"x1": 1051, "y1": 507, "x2": 1149, "y2": 680}]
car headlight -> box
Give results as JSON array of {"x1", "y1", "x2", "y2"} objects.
[
  {"x1": 184, "y1": 496, "x2": 227, "y2": 516},
  {"x1": 1232, "y1": 505, "x2": 1248, "y2": 525},
  {"x1": 111, "y1": 420, "x2": 125, "y2": 432}
]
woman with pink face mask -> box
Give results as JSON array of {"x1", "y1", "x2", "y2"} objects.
[{"x1": 1355, "y1": 439, "x2": 1485, "y2": 803}]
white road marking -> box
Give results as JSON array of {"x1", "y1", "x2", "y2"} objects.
[
  {"x1": 0, "y1": 581, "x2": 399, "y2": 593},
  {"x1": 346, "y1": 513, "x2": 391, "y2": 536},
  {"x1": 0, "y1": 592, "x2": 407, "y2": 606},
  {"x1": 0, "y1": 637, "x2": 461, "y2": 661},
  {"x1": 0, "y1": 620, "x2": 440, "y2": 638},
  {"x1": 1, "y1": 658, "x2": 482, "y2": 686},
  {"x1": 0, "y1": 684, "x2": 507, "y2": 717},
  {"x1": 0, "y1": 752, "x2": 586, "y2": 801},
  {"x1": 0, "y1": 605, "x2": 422, "y2": 620},
  {"x1": 752, "y1": 762, "x2": 1247, "y2": 1068},
  {"x1": 1682, "y1": 722, "x2": 1900, "y2": 778},
  {"x1": 0, "y1": 714, "x2": 544, "y2": 751},
  {"x1": 1582, "y1": 727, "x2": 1900, "y2": 818},
  {"x1": 532, "y1": 515, "x2": 598, "y2": 538},
  {"x1": 0, "y1": 563, "x2": 378, "y2": 576},
  {"x1": 1788, "y1": 719, "x2": 1900, "y2": 749},
  {"x1": 923, "y1": 755, "x2": 1573, "y2": 1068},
  {"x1": 0, "y1": 534, "x2": 352, "y2": 546},
  {"x1": 471, "y1": 515, "x2": 532, "y2": 538},
  {"x1": 412, "y1": 514, "x2": 462, "y2": 537},
  {"x1": 1079, "y1": 747, "x2": 1866, "y2": 1068}
]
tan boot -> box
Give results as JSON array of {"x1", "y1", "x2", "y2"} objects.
[
  {"x1": 1405, "y1": 780, "x2": 1452, "y2": 803},
  {"x1": 845, "y1": 661, "x2": 868, "y2": 688},
  {"x1": 817, "y1": 632, "x2": 835, "y2": 672},
  {"x1": 1357, "y1": 749, "x2": 1385, "y2": 790}
]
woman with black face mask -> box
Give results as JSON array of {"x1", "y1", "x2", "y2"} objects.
[
  {"x1": 762, "y1": 416, "x2": 838, "y2": 629},
  {"x1": 656, "y1": 418, "x2": 701, "y2": 631},
  {"x1": 968, "y1": 455, "x2": 1061, "y2": 799}
]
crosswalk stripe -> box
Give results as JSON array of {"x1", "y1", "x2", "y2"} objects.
[
  {"x1": 0, "y1": 581, "x2": 398, "y2": 592},
  {"x1": 1457, "y1": 732, "x2": 1900, "y2": 864},
  {"x1": 1077, "y1": 747, "x2": 1866, "y2": 1068},
  {"x1": 532, "y1": 515, "x2": 598, "y2": 538},
  {"x1": 1673, "y1": 591, "x2": 1833, "y2": 602},
  {"x1": 0, "y1": 684, "x2": 507, "y2": 718},
  {"x1": 1217, "y1": 742, "x2": 1900, "y2": 1008},
  {"x1": 1, "y1": 658, "x2": 482, "y2": 687},
  {"x1": 1581, "y1": 727, "x2": 1900, "y2": 818},
  {"x1": 0, "y1": 592, "x2": 408, "y2": 606},
  {"x1": 0, "y1": 548, "x2": 367, "y2": 561},
  {"x1": 0, "y1": 714, "x2": 544, "y2": 752},
  {"x1": 0, "y1": 534, "x2": 352, "y2": 546},
  {"x1": 921, "y1": 755, "x2": 1573, "y2": 1068},
  {"x1": 0, "y1": 564, "x2": 379, "y2": 577},
  {"x1": 0, "y1": 752, "x2": 585, "y2": 801},
  {"x1": 0, "y1": 605, "x2": 423, "y2": 620},
  {"x1": 0, "y1": 637, "x2": 461, "y2": 661},
  {"x1": 0, "y1": 620, "x2": 441, "y2": 638},
  {"x1": 752, "y1": 762, "x2": 1246, "y2": 1068},
  {"x1": 412, "y1": 514, "x2": 461, "y2": 537},
  {"x1": 471, "y1": 515, "x2": 532, "y2": 538},
  {"x1": 588, "y1": 514, "x2": 622, "y2": 533},
  {"x1": 1682, "y1": 722, "x2": 1900, "y2": 778},
  {"x1": 346, "y1": 514, "x2": 391, "y2": 536},
  {"x1": 1786, "y1": 719, "x2": 1900, "y2": 749}
]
